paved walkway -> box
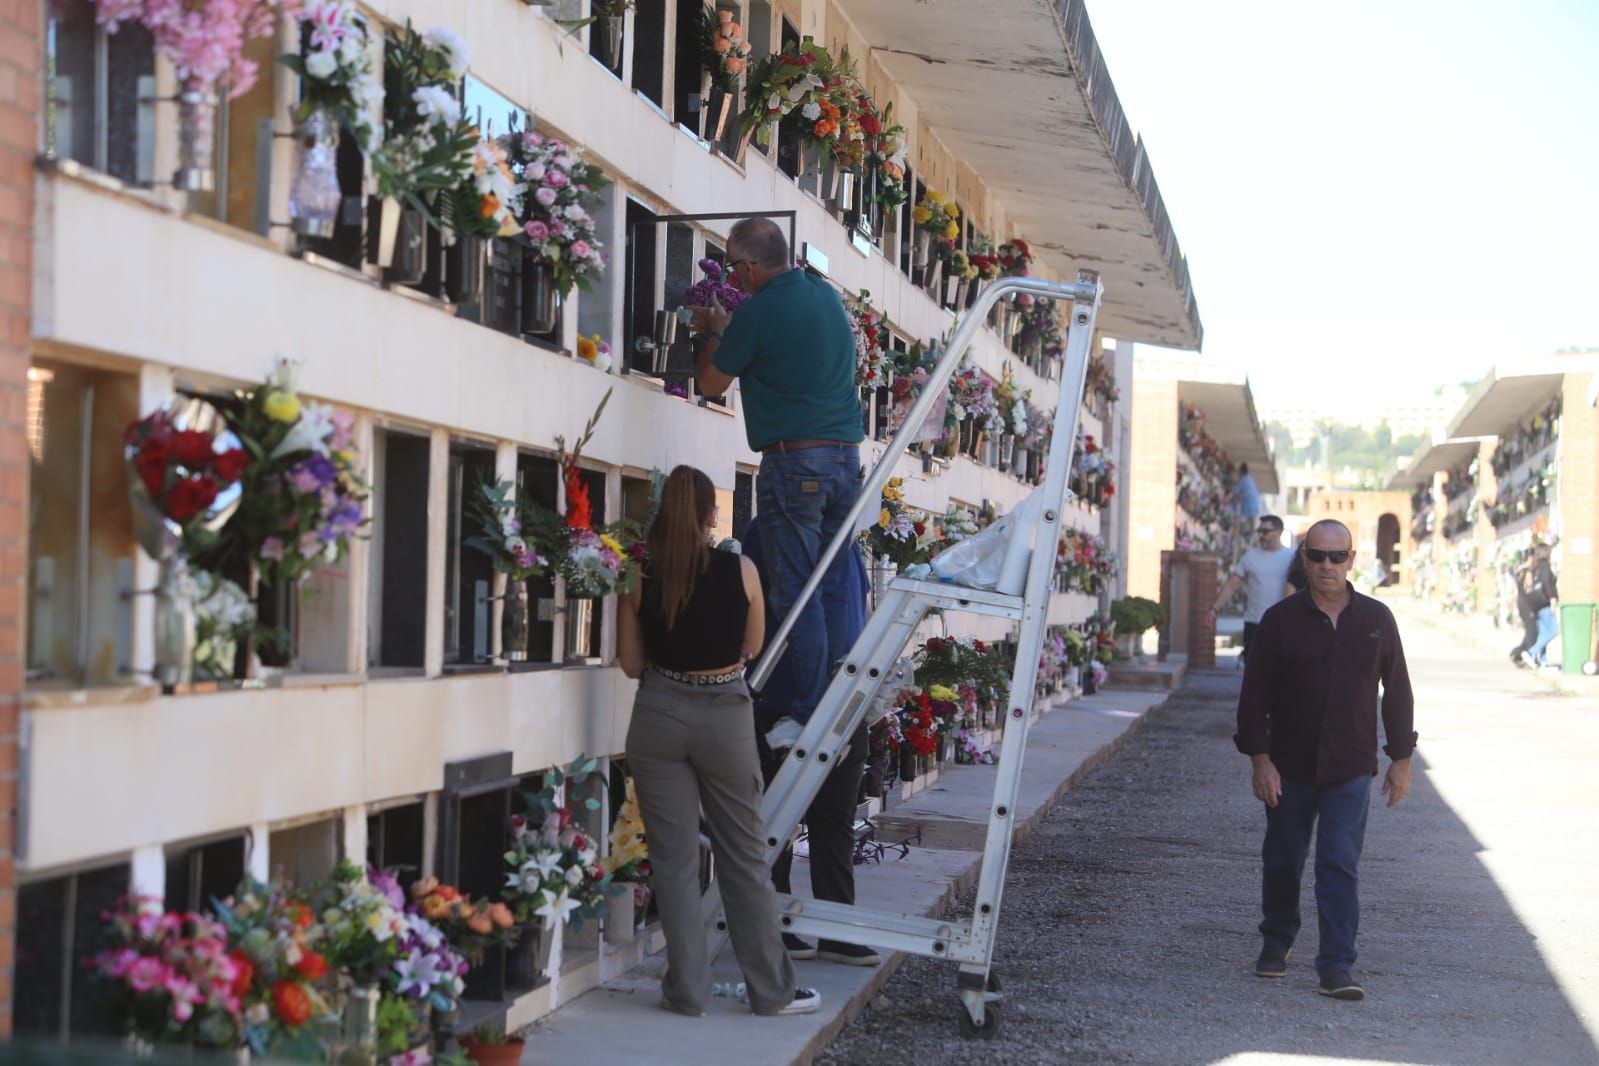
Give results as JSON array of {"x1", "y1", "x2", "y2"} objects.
[
  {"x1": 522, "y1": 685, "x2": 1169, "y2": 1065},
  {"x1": 819, "y1": 601, "x2": 1599, "y2": 1064}
]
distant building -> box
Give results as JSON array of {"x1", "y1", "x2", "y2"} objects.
[{"x1": 1263, "y1": 388, "x2": 1468, "y2": 450}]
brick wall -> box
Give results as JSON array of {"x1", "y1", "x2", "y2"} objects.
[{"x1": 0, "y1": 0, "x2": 37, "y2": 1041}]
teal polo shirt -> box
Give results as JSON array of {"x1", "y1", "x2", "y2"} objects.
[{"x1": 712, "y1": 269, "x2": 865, "y2": 452}]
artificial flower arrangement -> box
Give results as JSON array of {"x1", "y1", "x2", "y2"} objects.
[
  {"x1": 576, "y1": 334, "x2": 614, "y2": 372},
  {"x1": 215, "y1": 364, "x2": 367, "y2": 587},
  {"x1": 861, "y1": 477, "x2": 939, "y2": 572},
  {"x1": 969, "y1": 236, "x2": 1002, "y2": 282},
  {"x1": 684, "y1": 257, "x2": 751, "y2": 316},
  {"x1": 996, "y1": 377, "x2": 1031, "y2": 440},
  {"x1": 90, "y1": 897, "x2": 254, "y2": 1052},
  {"x1": 937, "y1": 504, "x2": 981, "y2": 543},
  {"x1": 882, "y1": 339, "x2": 950, "y2": 443},
  {"x1": 700, "y1": 5, "x2": 751, "y2": 94},
  {"x1": 405, "y1": 877, "x2": 517, "y2": 966},
  {"x1": 997, "y1": 238, "x2": 1033, "y2": 277},
  {"x1": 371, "y1": 22, "x2": 478, "y2": 216},
  {"x1": 96, "y1": 0, "x2": 290, "y2": 99},
  {"x1": 1017, "y1": 296, "x2": 1064, "y2": 358},
  {"x1": 948, "y1": 249, "x2": 979, "y2": 284},
  {"x1": 442, "y1": 133, "x2": 525, "y2": 240},
  {"x1": 1057, "y1": 528, "x2": 1118, "y2": 594},
  {"x1": 946, "y1": 358, "x2": 1000, "y2": 438},
  {"x1": 465, "y1": 480, "x2": 549, "y2": 582},
  {"x1": 1085, "y1": 353, "x2": 1120, "y2": 408},
  {"x1": 738, "y1": 39, "x2": 852, "y2": 151},
  {"x1": 504, "y1": 757, "x2": 610, "y2": 932},
  {"x1": 125, "y1": 407, "x2": 247, "y2": 543},
  {"x1": 499, "y1": 129, "x2": 610, "y2": 297},
  {"x1": 536, "y1": 389, "x2": 641, "y2": 599},
  {"x1": 846, "y1": 289, "x2": 891, "y2": 390},
  {"x1": 602, "y1": 778, "x2": 653, "y2": 911},
  {"x1": 898, "y1": 689, "x2": 940, "y2": 758},
  {"x1": 911, "y1": 189, "x2": 961, "y2": 254},
  {"x1": 210, "y1": 879, "x2": 334, "y2": 1059},
  {"x1": 192, "y1": 572, "x2": 258, "y2": 682},
  {"x1": 280, "y1": 0, "x2": 384, "y2": 150}
]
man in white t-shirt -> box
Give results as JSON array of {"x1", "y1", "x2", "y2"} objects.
[{"x1": 1206, "y1": 515, "x2": 1295, "y2": 664}]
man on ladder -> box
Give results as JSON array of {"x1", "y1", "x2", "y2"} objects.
[{"x1": 690, "y1": 217, "x2": 880, "y2": 966}]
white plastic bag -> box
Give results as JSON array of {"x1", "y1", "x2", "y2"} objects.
[{"x1": 930, "y1": 488, "x2": 1046, "y2": 594}]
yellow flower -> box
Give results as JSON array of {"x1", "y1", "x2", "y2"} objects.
[
  {"x1": 262, "y1": 390, "x2": 301, "y2": 423},
  {"x1": 577, "y1": 335, "x2": 599, "y2": 363},
  {"x1": 600, "y1": 533, "x2": 625, "y2": 556},
  {"x1": 879, "y1": 508, "x2": 892, "y2": 528},
  {"x1": 926, "y1": 190, "x2": 945, "y2": 204},
  {"x1": 947, "y1": 203, "x2": 960, "y2": 218},
  {"x1": 944, "y1": 221, "x2": 960, "y2": 240},
  {"x1": 911, "y1": 205, "x2": 932, "y2": 225},
  {"x1": 929, "y1": 684, "x2": 960, "y2": 701}
]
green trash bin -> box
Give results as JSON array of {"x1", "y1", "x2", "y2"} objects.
[{"x1": 1559, "y1": 603, "x2": 1594, "y2": 675}]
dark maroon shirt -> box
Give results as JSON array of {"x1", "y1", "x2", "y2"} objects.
[{"x1": 1235, "y1": 584, "x2": 1417, "y2": 784}]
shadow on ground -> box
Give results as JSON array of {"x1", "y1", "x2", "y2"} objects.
[{"x1": 818, "y1": 667, "x2": 1597, "y2": 1066}]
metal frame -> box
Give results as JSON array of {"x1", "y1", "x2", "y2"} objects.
[{"x1": 735, "y1": 271, "x2": 1104, "y2": 1034}]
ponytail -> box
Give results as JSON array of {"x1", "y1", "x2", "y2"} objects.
[{"x1": 649, "y1": 466, "x2": 716, "y2": 631}]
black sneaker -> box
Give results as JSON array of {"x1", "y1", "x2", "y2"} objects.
[
  {"x1": 816, "y1": 940, "x2": 882, "y2": 967},
  {"x1": 776, "y1": 987, "x2": 821, "y2": 1015},
  {"x1": 1254, "y1": 940, "x2": 1291, "y2": 978},
  {"x1": 1318, "y1": 972, "x2": 1365, "y2": 1001},
  {"x1": 783, "y1": 933, "x2": 817, "y2": 960}
]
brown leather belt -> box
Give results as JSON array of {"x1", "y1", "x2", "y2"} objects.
[{"x1": 761, "y1": 438, "x2": 854, "y2": 454}]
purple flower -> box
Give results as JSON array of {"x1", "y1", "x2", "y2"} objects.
[
  {"x1": 326, "y1": 498, "x2": 363, "y2": 538},
  {"x1": 524, "y1": 220, "x2": 549, "y2": 240},
  {"x1": 260, "y1": 537, "x2": 284, "y2": 561},
  {"x1": 288, "y1": 455, "x2": 337, "y2": 495},
  {"x1": 571, "y1": 239, "x2": 591, "y2": 260},
  {"x1": 545, "y1": 168, "x2": 569, "y2": 188},
  {"x1": 368, "y1": 867, "x2": 406, "y2": 909},
  {"x1": 535, "y1": 187, "x2": 558, "y2": 208},
  {"x1": 297, "y1": 531, "x2": 324, "y2": 559}
]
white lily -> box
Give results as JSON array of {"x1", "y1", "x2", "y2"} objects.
[
  {"x1": 269, "y1": 402, "x2": 337, "y2": 459},
  {"x1": 534, "y1": 889, "x2": 581, "y2": 925}
]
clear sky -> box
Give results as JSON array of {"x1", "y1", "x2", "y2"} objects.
[{"x1": 1084, "y1": 0, "x2": 1599, "y2": 413}]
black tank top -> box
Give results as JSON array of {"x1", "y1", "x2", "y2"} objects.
[{"x1": 640, "y1": 549, "x2": 749, "y2": 671}]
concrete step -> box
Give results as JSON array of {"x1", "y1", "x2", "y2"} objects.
[{"x1": 1106, "y1": 658, "x2": 1187, "y2": 690}]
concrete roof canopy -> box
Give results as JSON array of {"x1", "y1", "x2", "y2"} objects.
[
  {"x1": 1176, "y1": 379, "x2": 1279, "y2": 495},
  {"x1": 835, "y1": 0, "x2": 1202, "y2": 349},
  {"x1": 1386, "y1": 438, "x2": 1485, "y2": 489}
]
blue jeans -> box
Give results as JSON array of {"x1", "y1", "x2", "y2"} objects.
[
  {"x1": 1259, "y1": 774, "x2": 1370, "y2": 978},
  {"x1": 1530, "y1": 605, "x2": 1558, "y2": 665},
  {"x1": 754, "y1": 445, "x2": 862, "y2": 723}
]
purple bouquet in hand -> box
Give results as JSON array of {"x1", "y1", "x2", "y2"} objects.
[{"x1": 684, "y1": 258, "x2": 751, "y2": 315}]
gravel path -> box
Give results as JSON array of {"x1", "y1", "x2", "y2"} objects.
[{"x1": 817, "y1": 657, "x2": 1598, "y2": 1065}]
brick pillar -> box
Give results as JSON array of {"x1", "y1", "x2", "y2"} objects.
[
  {"x1": 1190, "y1": 556, "x2": 1219, "y2": 669},
  {"x1": 0, "y1": 0, "x2": 38, "y2": 1041}
]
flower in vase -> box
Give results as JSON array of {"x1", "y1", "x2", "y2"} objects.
[{"x1": 263, "y1": 390, "x2": 301, "y2": 423}]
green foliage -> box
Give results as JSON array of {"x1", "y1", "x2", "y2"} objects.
[
  {"x1": 1111, "y1": 596, "x2": 1164, "y2": 635},
  {"x1": 1267, "y1": 418, "x2": 1428, "y2": 490},
  {"x1": 469, "y1": 1023, "x2": 511, "y2": 1046}
]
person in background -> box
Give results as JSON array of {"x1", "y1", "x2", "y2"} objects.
[
  {"x1": 690, "y1": 217, "x2": 864, "y2": 757},
  {"x1": 1231, "y1": 462, "x2": 1261, "y2": 523},
  {"x1": 1235, "y1": 519, "x2": 1416, "y2": 1002},
  {"x1": 741, "y1": 518, "x2": 881, "y2": 967},
  {"x1": 1517, "y1": 543, "x2": 1560, "y2": 669},
  {"x1": 617, "y1": 466, "x2": 820, "y2": 1018},
  {"x1": 1206, "y1": 514, "x2": 1296, "y2": 666}
]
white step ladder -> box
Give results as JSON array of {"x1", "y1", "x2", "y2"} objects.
[{"x1": 717, "y1": 271, "x2": 1104, "y2": 1038}]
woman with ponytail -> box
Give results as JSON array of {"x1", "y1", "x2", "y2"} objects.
[{"x1": 618, "y1": 465, "x2": 820, "y2": 1018}]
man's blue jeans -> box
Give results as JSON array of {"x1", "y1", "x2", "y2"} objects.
[
  {"x1": 1530, "y1": 605, "x2": 1559, "y2": 665},
  {"x1": 1259, "y1": 774, "x2": 1370, "y2": 978},
  {"x1": 754, "y1": 444, "x2": 861, "y2": 724}
]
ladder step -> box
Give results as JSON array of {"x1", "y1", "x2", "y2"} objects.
[{"x1": 888, "y1": 577, "x2": 1025, "y2": 619}]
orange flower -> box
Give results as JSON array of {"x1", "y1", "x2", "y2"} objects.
[
  {"x1": 272, "y1": 981, "x2": 312, "y2": 1027},
  {"x1": 814, "y1": 119, "x2": 839, "y2": 139},
  {"x1": 724, "y1": 57, "x2": 745, "y2": 75},
  {"x1": 410, "y1": 877, "x2": 439, "y2": 901},
  {"x1": 487, "y1": 902, "x2": 516, "y2": 929},
  {"x1": 285, "y1": 902, "x2": 314, "y2": 930},
  {"x1": 467, "y1": 910, "x2": 494, "y2": 935},
  {"x1": 293, "y1": 950, "x2": 329, "y2": 982},
  {"x1": 479, "y1": 193, "x2": 500, "y2": 218},
  {"x1": 421, "y1": 894, "x2": 450, "y2": 921},
  {"x1": 435, "y1": 884, "x2": 461, "y2": 902}
]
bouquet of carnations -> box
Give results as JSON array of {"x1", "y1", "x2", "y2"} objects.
[
  {"x1": 500, "y1": 130, "x2": 610, "y2": 296},
  {"x1": 90, "y1": 898, "x2": 249, "y2": 1050}
]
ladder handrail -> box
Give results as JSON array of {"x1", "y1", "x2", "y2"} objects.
[{"x1": 748, "y1": 272, "x2": 1105, "y2": 692}]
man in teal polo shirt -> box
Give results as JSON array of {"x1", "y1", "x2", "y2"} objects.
[{"x1": 693, "y1": 218, "x2": 881, "y2": 966}]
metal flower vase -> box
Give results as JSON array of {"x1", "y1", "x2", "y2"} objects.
[
  {"x1": 175, "y1": 78, "x2": 217, "y2": 192},
  {"x1": 501, "y1": 578, "x2": 530, "y2": 662},
  {"x1": 507, "y1": 922, "x2": 554, "y2": 988},
  {"x1": 445, "y1": 234, "x2": 487, "y2": 305},
  {"x1": 703, "y1": 87, "x2": 733, "y2": 144},
  {"x1": 999, "y1": 432, "x2": 1016, "y2": 469},
  {"x1": 1012, "y1": 445, "x2": 1030, "y2": 478},
  {"x1": 153, "y1": 555, "x2": 196, "y2": 689},
  {"x1": 375, "y1": 198, "x2": 428, "y2": 284},
  {"x1": 565, "y1": 596, "x2": 596, "y2": 661},
  {"x1": 521, "y1": 251, "x2": 560, "y2": 335},
  {"x1": 597, "y1": 15, "x2": 624, "y2": 71},
  {"x1": 604, "y1": 883, "x2": 637, "y2": 945},
  {"x1": 290, "y1": 109, "x2": 341, "y2": 238}
]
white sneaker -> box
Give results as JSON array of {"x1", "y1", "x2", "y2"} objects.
[
  {"x1": 775, "y1": 987, "x2": 821, "y2": 1015},
  {"x1": 765, "y1": 716, "x2": 803, "y2": 751}
]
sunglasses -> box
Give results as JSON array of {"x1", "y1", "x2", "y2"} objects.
[
  {"x1": 1256, "y1": 527, "x2": 1278, "y2": 535},
  {"x1": 1303, "y1": 548, "x2": 1351, "y2": 564}
]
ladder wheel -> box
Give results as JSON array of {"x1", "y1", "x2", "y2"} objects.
[
  {"x1": 986, "y1": 970, "x2": 1002, "y2": 993},
  {"x1": 957, "y1": 1000, "x2": 1001, "y2": 1039}
]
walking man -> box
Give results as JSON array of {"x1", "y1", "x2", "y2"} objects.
[
  {"x1": 1206, "y1": 514, "x2": 1295, "y2": 664},
  {"x1": 1234, "y1": 519, "x2": 1416, "y2": 1001},
  {"x1": 692, "y1": 217, "x2": 878, "y2": 966}
]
